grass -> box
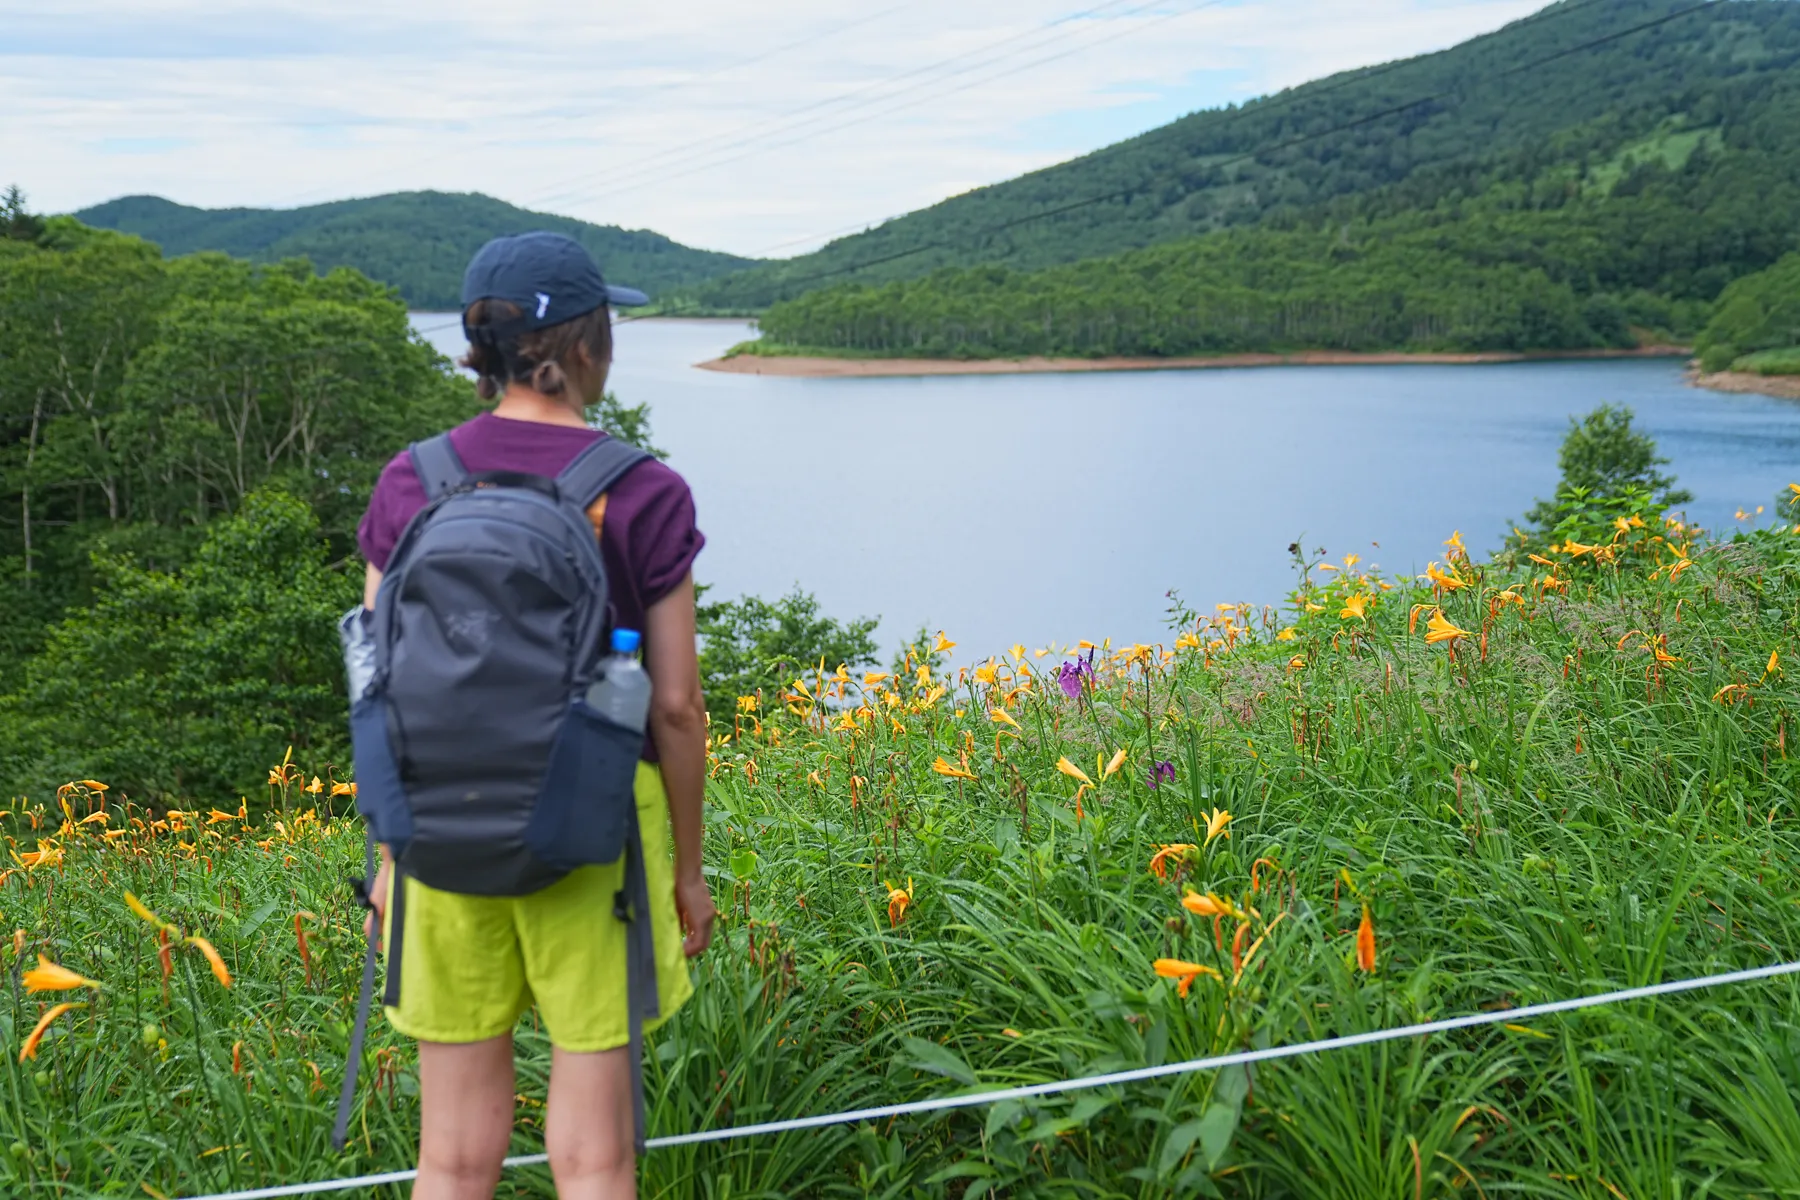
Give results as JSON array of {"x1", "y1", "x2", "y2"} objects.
[
  {"x1": 4, "y1": 511, "x2": 1800, "y2": 1198},
  {"x1": 1733, "y1": 347, "x2": 1800, "y2": 376}
]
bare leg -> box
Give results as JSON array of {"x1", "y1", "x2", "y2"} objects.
[
  {"x1": 414, "y1": 1035, "x2": 515, "y2": 1200},
  {"x1": 545, "y1": 1045, "x2": 636, "y2": 1200}
]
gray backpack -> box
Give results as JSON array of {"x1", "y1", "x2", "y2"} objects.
[{"x1": 335, "y1": 431, "x2": 659, "y2": 1151}]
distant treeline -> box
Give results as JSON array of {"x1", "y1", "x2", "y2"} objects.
[
  {"x1": 74, "y1": 191, "x2": 757, "y2": 310},
  {"x1": 758, "y1": 92, "x2": 1800, "y2": 358}
]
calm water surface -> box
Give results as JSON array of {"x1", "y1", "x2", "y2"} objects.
[{"x1": 410, "y1": 314, "x2": 1800, "y2": 661}]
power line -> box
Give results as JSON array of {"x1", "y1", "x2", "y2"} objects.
[
  {"x1": 762, "y1": 0, "x2": 1718, "y2": 292},
  {"x1": 526, "y1": 0, "x2": 1164, "y2": 211},
  {"x1": 553, "y1": 0, "x2": 1233, "y2": 214}
]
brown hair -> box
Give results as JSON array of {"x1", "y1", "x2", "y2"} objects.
[{"x1": 459, "y1": 300, "x2": 613, "y2": 401}]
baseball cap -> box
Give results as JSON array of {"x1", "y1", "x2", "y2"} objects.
[{"x1": 460, "y1": 232, "x2": 648, "y2": 345}]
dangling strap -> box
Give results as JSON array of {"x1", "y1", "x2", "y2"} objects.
[
  {"x1": 556, "y1": 436, "x2": 651, "y2": 511},
  {"x1": 409, "y1": 433, "x2": 471, "y2": 500},
  {"x1": 383, "y1": 865, "x2": 407, "y2": 1008},
  {"x1": 613, "y1": 805, "x2": 662, "y2": 1156},
  {"x1": 332, "y1": 831, "x2": 382, "y2": 1151}
]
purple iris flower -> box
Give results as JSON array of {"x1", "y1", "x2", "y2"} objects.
[
  {"x1": 1148, "y1": 760, "x2": 1176, "y2": 788},
  {"x1": 1057, "y1": 659, "x2": 1091, "y2": 700}
]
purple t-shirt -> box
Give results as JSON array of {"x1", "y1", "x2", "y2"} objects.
[{"x1": 357, "y1": 412, "x2": 704, "y2": 759}]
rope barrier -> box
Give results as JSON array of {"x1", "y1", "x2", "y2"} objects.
[{"x1": 174, "y1": 958, "x2": 1800, "y2": 1200}]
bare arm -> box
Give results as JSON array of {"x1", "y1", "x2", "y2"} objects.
[{"x1": 644, "y1": 572, "x2": 715, "y2": 957}]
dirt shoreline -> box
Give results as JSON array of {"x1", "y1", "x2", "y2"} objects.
[
  {"x1": 697, "y1": 346, "x2": 1690, "y2": 378},
  {"x1": 1688, "y1": 368, "x2": 1800, "y2": 401}
]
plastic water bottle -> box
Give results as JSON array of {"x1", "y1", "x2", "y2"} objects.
[{"x1": 585, "y1": 628, "x2": 652, "y2": 733}]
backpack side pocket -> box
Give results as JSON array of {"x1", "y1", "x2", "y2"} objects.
[
  {"x1": 350, "y1": 695, "x2": 413, "y2": 854},
  {"x1": 524, "y1": 700, "x2": 642, "y2": 870}
]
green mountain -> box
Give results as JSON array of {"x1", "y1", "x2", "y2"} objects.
[
  {"x1": 693, "y1": 0, "x2": 1800, "y2": 313},
  {"x1": 73, "y1": 191, "x2": 757, "y2": 309}
]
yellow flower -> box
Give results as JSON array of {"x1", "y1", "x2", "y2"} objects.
[
  {"x1": 18, "y1": 1002, "x2": 84, "y2": 1062},
  {"x1": 1339, "y1": 594, "x2": 1369, "y2": 621},
  {"x1": 22, "y1": 955, "x2": 102, "y2": 993},
  {"x1": 1056, "y1": 757, "x2": 1093, "y2": 787},
  {"x1": 1287, "y1": 655, "x2": 1307, "y2": 671},
  {"x1": 933, "y1": 632, "x2": 956, "y2": 654},
  {"x1": 974, "y1": 661, "x2": 1000, "y2": 685},
  {"x1": 1276, "y1": 628, "x2": 1298, "y2": 642},
  {"x1": 1102, "y1": 748, "x2": 1127, "y2": 779},
  {"x1": 988, "y1": 708, "x2": 1021, "y2": 730},
  {"x1": 206, "y1": 809, "x2": 239, "y2": 825},
  {"x1": 187, "y1": 937, "x2": 233, "y2": 989},
  {"x1": 1356, "y1": 904, "x2": 1377, "y2": 973},
  {"x1": 124, "y1": 891, "x2": 166, "y2": 928},
  {"x1": 1424, "y1": 610, "x2": 1472, "y2": 645},
  {"x1": 1766, "y1": 650, "x2": 1782, "y2": 679},
  {"x1": 1527, "y1": 553, "x2": 1558, "y2": 566},
  {"x1": 1153, "y1": 958, "x2": 1221, "y2": 998},
  {"x1": 1563, "y1": 540, "x2": 1598, "y2": 558},
  {"x1": 930, "y1": 757, "x2": 976, "y2": 782},
  {"x1": 1203, "y1": 808, "x2": 1233, "y2": 845},
  {"x1": 1713, "y1": 683, "x2": 1750, "y2": 705}
]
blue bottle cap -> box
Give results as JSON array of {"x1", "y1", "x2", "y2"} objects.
[{"x1": 612, "y1": 628, "x2": 642, "y2": 654}]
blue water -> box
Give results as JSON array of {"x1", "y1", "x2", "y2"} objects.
[{"x1": 410, "y1": 314, "x2": 1800, "y2": 661}]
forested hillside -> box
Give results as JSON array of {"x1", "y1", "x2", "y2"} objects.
[
  {"x1": 75, "y1": 191, "x2": 757, "y2": 309},
  {"x1": 0, "y1": 216, "x2": 478, "y2": 794},
  {"x1": 694, "y1": 0, "x2": 1800, "y2": 312}
]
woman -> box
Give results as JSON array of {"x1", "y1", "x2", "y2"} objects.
[{"x1": 356, "y1": 232, "x2": 715, "y2": 1200}]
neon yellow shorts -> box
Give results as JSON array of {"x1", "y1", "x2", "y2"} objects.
[{"x1": 382, "y1": 762, "x2": 694, "y2": 1051}]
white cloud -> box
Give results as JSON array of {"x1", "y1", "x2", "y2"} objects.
[{"x1": 2, "y1": 0, "x2": 1545, "y2": 257}]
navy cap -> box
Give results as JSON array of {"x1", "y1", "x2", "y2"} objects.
[{"x1": 460, "y1": 231, "x2": 648, "y2": 343}]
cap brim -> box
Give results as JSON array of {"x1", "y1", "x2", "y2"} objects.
[{"x1": 605, "y1": 284, "x2": 650, "y2": 308}]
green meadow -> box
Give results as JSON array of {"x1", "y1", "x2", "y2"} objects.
[{"x1": 5, "y1": 466, "x2": 1799, "y2": 1198}]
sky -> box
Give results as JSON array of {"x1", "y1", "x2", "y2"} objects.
[{"x1": 4, "y1": 0, "x2": 1547, "y2": 259}]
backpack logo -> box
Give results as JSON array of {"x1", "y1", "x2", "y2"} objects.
[{"x1": 444, "y1": 609, "x2": 501, "y2": 653}]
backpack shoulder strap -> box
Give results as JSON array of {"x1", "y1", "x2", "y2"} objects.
[
  {"x1": 409, "y1": 433, "x2": 471, "y2": 500},
  {"x1": 557, "y1": 436, "x2": 652, "y2": 510}
]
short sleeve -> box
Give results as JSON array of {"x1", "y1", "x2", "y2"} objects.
[
  {"x1": 357, "y1": 452, "x2": 428, "y2": 572},
  {"x1": 621, "y1": 463, "x2": 705, "y2": 608}
]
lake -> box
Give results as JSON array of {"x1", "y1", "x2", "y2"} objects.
[{"x1": 410, "y1": 314, "x2": 1800, "y2": 662}]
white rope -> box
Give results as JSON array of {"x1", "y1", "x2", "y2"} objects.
[{"x1": 176, "y1": 958, "x2": 1800, "y2": 1200}]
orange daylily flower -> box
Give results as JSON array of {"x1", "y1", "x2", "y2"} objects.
[
  {"x1": 330, "y1": 781, "x2": 357, "y2": 798},
  {"x1": 22, "y1": 955, "x2": 102, "y2": 993},
  {"x1": 932, "y1": 632, "x2": 956, "y2": 654},
  {"x1": 1356, "y1": 904, "x2": 1377, "y2": 972},
  {"x1": 1056, "y1": 757, "x2": 1093, "y2": 787},
  {"x1": 1102, "y1": 749, "x2": 1127, "y2": 780},
  {"x1": 15, "y1": 842, "x2": 63, "y2": 871},
  {"x1": 1287, "y1": 655, "x2": 1307, "y2": 671},
  {"x1": 1424, "y1": 562, "x2": 1467, "y2": 591},
  {"x1": 1339, "y1": 594, "x2": 1369, "y2": 621},
  {"x1": 1153, "y1": 957, "x2": 1221, "y2": 998},
  {"x1": 1276, "y1": 628, "x2": 1298, "y2": 642},
  {"x1": 988, "y1": 708, "x2": 1021, "y2": 730},
  {"x1": 1765, "y1": 650, "x2": 1782, "y2": 679},
  {"x1": 206, "y1": 810, "x2": 239, "y2": 824},
  {"x1": 1181, "y1": 891, "x2": 1244, "y2": 920},
  {"x1": 1148, "y1": 844, "x2": 1196, "y2": 880},
  {"x1": 187, "y1": 937, "x2": 233, "y2": 989},
  {"x1": 1424, "y1": 609, "x2": 1472, "y2": 645},
  {"x1": 19, "y1": 1002, "x2": 84, "y2": 1061},
  {"x1": 1713, "y1": 683, "x2": 1750, "y2": 705},
  {"x1": 885, "y1": 879, "x2": 914, "y2": 927},
  {"x1": 930, "y1": 757, "x2": 976, "y2": 782}
]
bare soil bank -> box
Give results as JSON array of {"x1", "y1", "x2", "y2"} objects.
[
  {"x1": 1689, "y1": 369, "x2": 1800, "y2": 401},
  {"x1": 698, "y1": 345, "x2": 1690, "y2": 378}
]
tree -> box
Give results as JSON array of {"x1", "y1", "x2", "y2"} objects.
[
  {"x1": 0, "y1": 489, "x2": 356, "y2": 802},
  {"x1": 1523, "y1": 403, "x2": 1692, "y2": 536},
  {"x1": 696, "y1": 588, "x2": 879, "y2": 724},
  {"x1": 1, "y1": 184, "x2": 43, "y2": 242}
]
